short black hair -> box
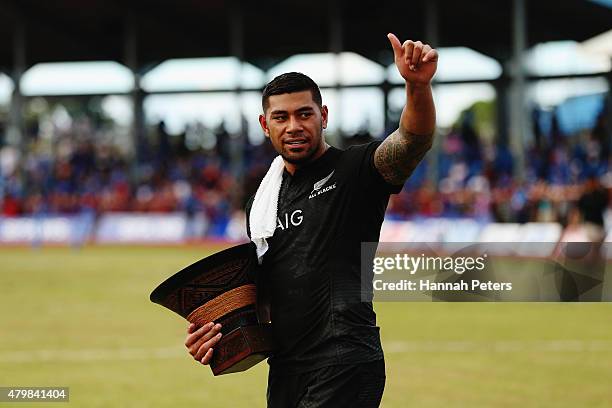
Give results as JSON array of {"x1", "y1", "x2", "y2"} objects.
[{"x1": 261, "y1": 72, "x2": 322, "y2": 112}]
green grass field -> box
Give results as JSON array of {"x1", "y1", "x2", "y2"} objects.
[{"x1": 1, "y1": 246, "x2": 611, "y2": 407}]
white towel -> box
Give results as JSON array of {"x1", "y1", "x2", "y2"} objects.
[{"x1": 250, "y1": 156, "x2": 285, "y2": 264}]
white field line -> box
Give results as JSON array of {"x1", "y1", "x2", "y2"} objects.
[
  {"x1": 0, "y1": 346, "x2": 185, "y2": 363},
  {"x1": 384, "y1": 340, "x2": 612, "y2": 353},
  {"x1": 1, "y1": 340, "x2": 612, "y2": 364}
]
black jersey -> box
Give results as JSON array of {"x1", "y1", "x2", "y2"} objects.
[{"x1": 246, "y1": 141, "x2": 401, "y2": 374}]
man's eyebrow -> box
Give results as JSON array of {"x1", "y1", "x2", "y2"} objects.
[
  {"x1": 269, "y1": 109, "x2": 287, "y2": 115},
  {"x1": 270, "y1": 106, "x2": 314, "y2": 115}
]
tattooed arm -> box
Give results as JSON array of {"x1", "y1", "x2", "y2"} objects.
[{"x1": 375, "y1": 34, "x2": 438, "y2": 185}]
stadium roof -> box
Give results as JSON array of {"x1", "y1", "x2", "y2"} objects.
[{"x1": 0, "y1": 0, "x2": 611, "y2": 73}]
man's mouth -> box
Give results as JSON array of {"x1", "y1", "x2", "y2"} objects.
[{"x1": 284, "y1": 139, "x2": 308, "y2": 148}]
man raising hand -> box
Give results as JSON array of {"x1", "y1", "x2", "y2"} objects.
[
  {"x1": 374, "y1": 33, "x2": 437, "y2": 185},
  {"x1": 185, "y1": 34, "x2": 437, "y2": 408}
]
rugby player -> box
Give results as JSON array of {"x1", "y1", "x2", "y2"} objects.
[{"x1": 185, "y1": 33, "x2": 437, "y2": 407}]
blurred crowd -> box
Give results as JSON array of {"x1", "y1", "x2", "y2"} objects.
[
  {"x1": 0, "y1": 103, "x2": 610, "y2": 235},
  {"x1": 388, "y1": 108, "x2": 611, "y2": 226}
]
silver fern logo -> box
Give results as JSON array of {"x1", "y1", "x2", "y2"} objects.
[{"x1": 309, "y1": 170, "x2": 336, "y2": 199}]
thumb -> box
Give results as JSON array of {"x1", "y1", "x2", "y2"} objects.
[{"x1": 387, "y1": 33, "x2": 402, "y2": 59}]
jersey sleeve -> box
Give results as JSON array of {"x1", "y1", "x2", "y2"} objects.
[{"x1": 349, "y1": 141, "x2": 404, "y2": 195}]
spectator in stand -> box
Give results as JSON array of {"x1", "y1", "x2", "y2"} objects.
[{"x1": 577, "y1": 174, "x2": 609, "y2": 243}]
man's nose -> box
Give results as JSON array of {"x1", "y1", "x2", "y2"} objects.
[{"x1": 287, "y1": 116, "x2": 303, "y2": 133}]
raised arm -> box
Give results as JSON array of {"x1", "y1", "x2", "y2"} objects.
[{"x1": 374, "y1": 33, "x2": 438, "y2": 185}]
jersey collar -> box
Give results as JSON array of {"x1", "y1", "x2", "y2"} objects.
[{"x1": 284, "y1": 146, "x2": 340, "y2": 179}]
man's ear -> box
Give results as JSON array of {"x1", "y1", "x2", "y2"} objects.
[
  {"x1": 321, "y1": 105, "x2": 329, "y2": 129},
  {"x1": 259, "y1": 114, "x2": 270, "y2": 138}
]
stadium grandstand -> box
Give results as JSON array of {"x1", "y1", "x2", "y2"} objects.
[{"x1": 1, "y1": 0, "x2": 611, "y2": 248}]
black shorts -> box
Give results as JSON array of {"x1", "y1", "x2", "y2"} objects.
[{"x1": 267, "y1": 359, "x2": 386, "y2": 408}]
